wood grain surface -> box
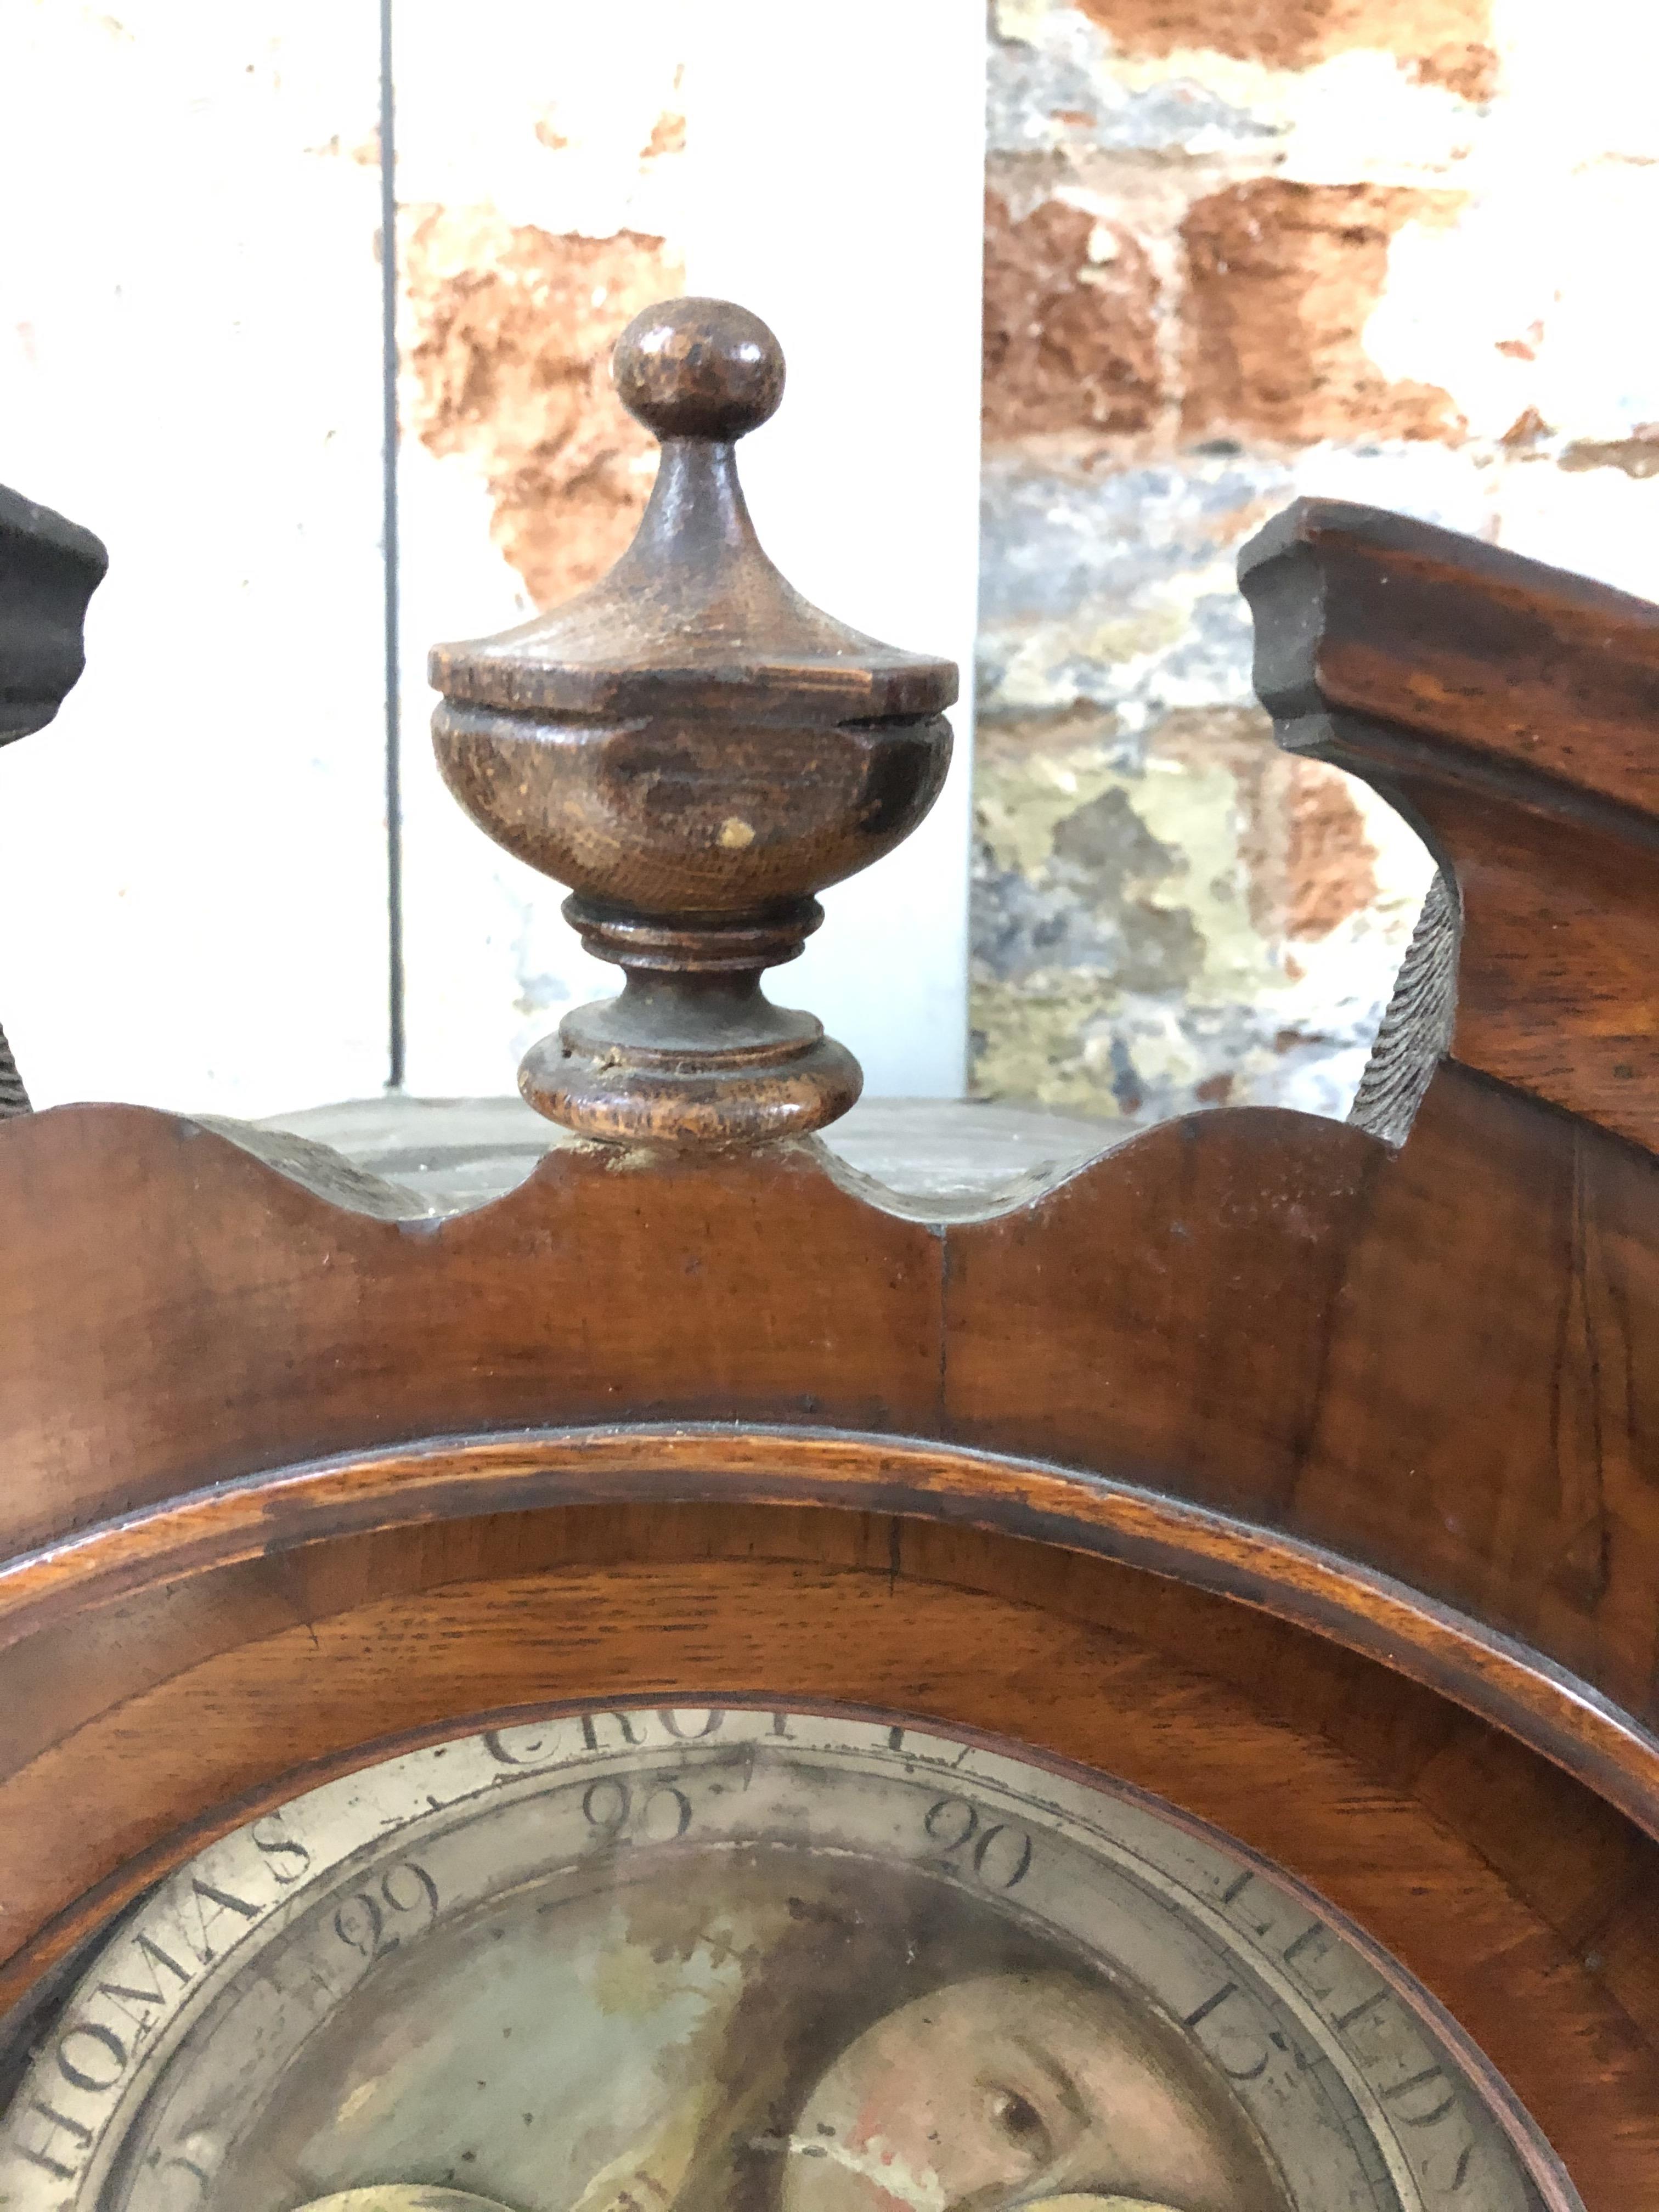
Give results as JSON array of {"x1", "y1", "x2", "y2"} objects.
[
  {"x1": 11, "y1": 476, "x2": 1659, "y2": 2199},
  {"x1": 1241, "y1": 497, "x2": 1659, "y2": 820},
  {"x1": 3, "y1": 1426, "x2": 1654, "y2": 1838},
  {"x1": 4, "y1": 1060, "x2": 1658, "y2": 1774}
]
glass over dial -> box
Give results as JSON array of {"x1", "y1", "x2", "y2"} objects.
[{"x1": 0, "y1": 1707, "x2": 1577, "y2": 2212}]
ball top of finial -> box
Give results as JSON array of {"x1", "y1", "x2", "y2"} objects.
[{"x1": 613, "y1": 296, "x2": 785, "y2": 443}]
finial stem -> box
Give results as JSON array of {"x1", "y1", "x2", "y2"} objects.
[{"x1": 614, "y1": 441, "x2": 755, "y2": 571}]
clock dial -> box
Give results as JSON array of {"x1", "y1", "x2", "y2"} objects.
[{"x1": 0, "y1": 1707, "x2": 1575, "y2": 2212}]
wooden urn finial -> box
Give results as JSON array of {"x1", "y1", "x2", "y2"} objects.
[{"x1": 430, "y1": 296, "x2": 958, "y2": 1151}]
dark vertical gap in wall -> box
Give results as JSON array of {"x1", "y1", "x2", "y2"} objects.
[{"x1": 379, "y1": 0, "x2": 406, "y2": 1090}]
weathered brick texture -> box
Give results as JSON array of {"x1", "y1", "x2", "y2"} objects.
[
  {"x1": 403, "y1": 211, "x2": 682, "y2": 608},
  {"x1": 1075, "y1": 0, "x2": 1499, "y2": 96},
  {"x1": 984, "y1": 193, "x2": 1164, "y2": 438},
  {"x1": 972, "y1": 0, "x2": 1658, "y2": 1126},
  {"x1": 1181, "y1": 181, "x2": 1464, "y2": 445}
]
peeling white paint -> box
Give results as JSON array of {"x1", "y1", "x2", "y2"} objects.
[{"x1": 0, "y1": 0, "x2": 388, "y2": 1116}]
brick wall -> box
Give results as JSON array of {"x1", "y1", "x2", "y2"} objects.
[
  {"x1": 973, "y1": 0, "x2": 1659, "y2": 1124},
  {"x1": 10, "y1": 4, "x2": 1649, "y2": 1118}
]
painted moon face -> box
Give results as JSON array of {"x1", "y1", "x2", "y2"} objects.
[
  {"x1": 0, "y1": 1709, "x2": 1576, "y2": 2212},
  {"x1": 778, "y1": 1975, "x2": 1265, "y2": 2212}
]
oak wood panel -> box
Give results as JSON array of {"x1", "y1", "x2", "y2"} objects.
[
  {"x1": 1326, "y1": 730, "x2": 1659, "y2": 1151},
  {"x1": 1, "y1": 1510, "x2": 1655, "y2": 2209},
  {"x1": 0, "y1": 1105, "x2": 944, "y2": 1549},
  {"x1": 4, "y1": 1425, "x2": 1656, "y2": 1832},
  {"x1": 945, "y1": 1068, "x2": 1659, "y2": 1725},
  {"x1": 941, "y1": 1104, "x2": 1379, "y2": 1522},
  {"x1": 5, "y1": 1062, "x2": 1659, "y2": 1758},
  {"x1": 1240, "y1": 497, "x2": 1659, "y2": 823},
  {"x1": 14, "y1": 1499, "x2": 1654, "y2": 2045},
  {"x1": 1425, "y1": 780, "x2": 1659, "y2": 1131},
  {"x1": 1305, "y1": 1068, "x2": 1659, "y2": 1694}
]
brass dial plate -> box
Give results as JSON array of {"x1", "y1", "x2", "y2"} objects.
[{"x1": 0, "y1": 1707, "x2": 1574, "y2": 2212}]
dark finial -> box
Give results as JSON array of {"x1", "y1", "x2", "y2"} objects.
[
  {"x1": 0, "y1": 484, "x2": 108, "y2": 1116},
  {"x1": 0, "y1": 485, "x2": 107, "y2": 748},
  {"x1": 428, "y1": 296, "x2": 958, "y2": 1153}
]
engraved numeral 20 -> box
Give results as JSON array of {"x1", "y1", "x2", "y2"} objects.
[{"x1": 923, "y1": 1796, "x2": 1033, "y2": 1888}]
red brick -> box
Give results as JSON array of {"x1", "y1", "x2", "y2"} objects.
[
  {"x1": 984, "y1": 192, "x2": 1163, "y2": 442},
  {"x1": 403, "y1": 212, "x2": 682, "y2": 607},
  {"x1": 1076, "y1": 0, "x2": 1498, "y2": 99},
  {"x1": 1181, "y1": 179, "x2": 1464, "y2": 446}
]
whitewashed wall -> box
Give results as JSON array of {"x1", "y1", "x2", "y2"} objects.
[
  {"x1": 0, "y1": 1, "x2": 985, "y2": 1118},
  {"x1": 0, "y1": 2, "x2": 388, "y2": 1117}
]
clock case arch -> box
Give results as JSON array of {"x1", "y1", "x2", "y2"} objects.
[{"x1": 3, "y1": 495, "x2": 1659, "y2": 2202}]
